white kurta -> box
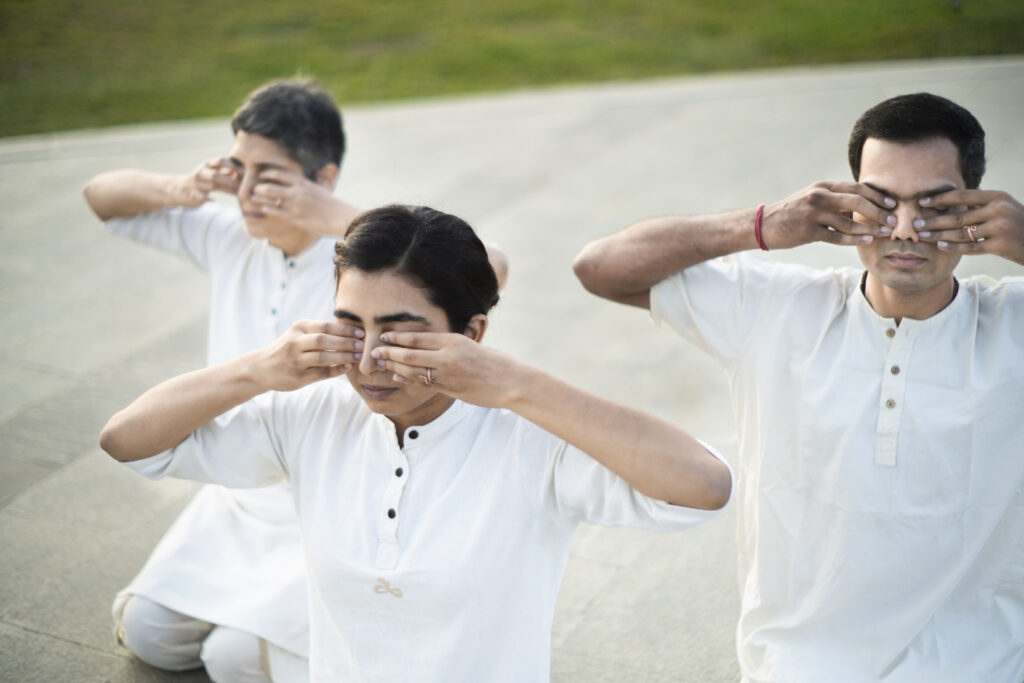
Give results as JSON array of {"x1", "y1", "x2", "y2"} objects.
[
  {"x1": 651, "y1": 254, "x2": 1024, "y2": 683},
  {"x1": 107, "y1": 203, "x2": 337, "y2": 656},
  {"x1": 124, "y1": 379, "x2": 730, "y2": 682}
]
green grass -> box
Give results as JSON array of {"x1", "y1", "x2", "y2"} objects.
[{"x1": 2, "y1": 0, "x2": 1022, "y2": 137}]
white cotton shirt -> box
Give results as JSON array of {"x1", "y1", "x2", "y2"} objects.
[
  {"x1": 106, "y1": 203, "x2": 337, "y2": 657},
  {"x1": 124, "y1": 379, "x2": 730, "y2": 682},
  {"x1": 651, "y1": 254, "x2": 1024, "y2": 683}
]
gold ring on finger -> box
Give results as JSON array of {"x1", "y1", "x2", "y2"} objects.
[
  {"x1": 964, "y1": 224, "x2": 978, "y2": 242},
  {"x1": 424, "y1": 368, "x2": 434, "y2": 386}
]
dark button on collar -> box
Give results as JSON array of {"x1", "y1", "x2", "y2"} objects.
[
  {"x1": 395, "y1": 467, "x2": 404, "y2": 477},
  {"x1": 387, "y1": 508, "x2": 396, "y2": 519},
  {"x1": 408, "y1": 430, "x2": 419, "y2": 439}
]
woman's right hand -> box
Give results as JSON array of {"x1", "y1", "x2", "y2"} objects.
[{"x1": 252, "y1": 320, "x2": 365, "y2": 392}]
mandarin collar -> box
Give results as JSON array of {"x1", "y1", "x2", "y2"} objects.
[{"x1": 855, "y1": 271, "x2": 964, "y2": 331}]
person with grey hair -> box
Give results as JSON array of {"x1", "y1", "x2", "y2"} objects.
[{"x1": 573, "y1": 92, "x2": 1024, "y2": 682}]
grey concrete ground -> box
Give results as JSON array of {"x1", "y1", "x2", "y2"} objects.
[{"x1": 1, "y1": 57, "x2": 1022, "y2": 682}]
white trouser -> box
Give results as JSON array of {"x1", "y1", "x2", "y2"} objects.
[{"x1": 113, "y1": 594, "x2": 272, "y2": 683}]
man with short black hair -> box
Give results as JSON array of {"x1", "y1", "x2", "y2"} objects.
[
  {"x1": 85, "y1": 77, "x2": 357, "y2": 682},
  {"x1": 573, "y1": 92, "x2": 1024, "y2": 681}
]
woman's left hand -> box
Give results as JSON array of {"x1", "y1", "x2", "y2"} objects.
[{"x1": 371, "y1": 331, "x2": 521, "y2": 409}]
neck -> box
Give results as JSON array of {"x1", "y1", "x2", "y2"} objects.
[
  {"x1": 863, "y1": 273, "x2": 958, "y2": 324},
  {"x1": 270, "y1": 229, "x2": 317, "y2": 257},
  {"x1": 389, "y1": 395, "x2": 456, "y2": 447}
]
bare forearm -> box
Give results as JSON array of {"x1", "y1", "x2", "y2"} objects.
[
  {"x1": 99, "y1": 352, "x2": 265, "y2": 462},
  {"x1": 505, "y1": 365, "x2": 731, "y2": 510},
  {"x1": 315, "y1": 197, "x2": 363, "y2": 237},
  {"x1": 83, "y1": 169, "x2": 189, "y2": 221},
  {"x1": 573, "y1": 208, "x2": 757, "y2": 307}
]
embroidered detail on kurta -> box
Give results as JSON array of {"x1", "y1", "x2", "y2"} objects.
[{"x1": 374, "y1": 578, "x2": 403, "y2": 598}]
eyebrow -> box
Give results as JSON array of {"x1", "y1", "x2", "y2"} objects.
[
  {"x1": 334, "y1": 309, "x2": 430, "y2": 325},
  {"x1": 863, "y1": 182, "x2": 958, "y2": 201},
  {"x1": 227, "y1": 157, "x2": 287, "y2": 173}
]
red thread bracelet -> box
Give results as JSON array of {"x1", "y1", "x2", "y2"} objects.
[{"x1": 754, "y1": 204, "x2": 769, "y2": 251}]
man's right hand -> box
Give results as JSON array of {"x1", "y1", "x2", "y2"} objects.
[
  {"x1": 759, "y1": 181, "x2": 897, "y2": 250},
  {"x1": 173, "y1": 157, "x2": 241, "y2": 207}
]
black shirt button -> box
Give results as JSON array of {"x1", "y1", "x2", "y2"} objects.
[
  {"x1": 395, "y1": 468, "x2": 404, "y2": 477},
  {"x1": 408, "y1": 430, "x2": 419, "y2": 439},
  {"x1": 387, "y1": 509, "x2": 396, "y2": 519}
]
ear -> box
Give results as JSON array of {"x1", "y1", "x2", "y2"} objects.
[
  {"x1": 315, "y1": 163, "x2": 339, "y2": 189},
  {"x1": 462, "y1": 314, "x2": 488, "y2": 343}
]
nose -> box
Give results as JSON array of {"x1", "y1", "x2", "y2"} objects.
[
  {"x1": 358, "y1": 336, "x2": 382, "y2": 376},
  {"x1": 889, "y1": 202, "x2": 920, "y2": 242},
  {"x1": 237, "y1": 170, "x2": 258, "y2": 201}
]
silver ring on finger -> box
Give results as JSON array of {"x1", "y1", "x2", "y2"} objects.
[{"x1": 964, "y1": 224, "x2": 978, "y2": 242}]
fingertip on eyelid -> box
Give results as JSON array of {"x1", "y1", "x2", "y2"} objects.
[
  {"x1": 919, "y1": 196, "x2": 932, "y2": 205},
  {"x1": 884, "y1": 197, "x2": 896, "y2": 207}
]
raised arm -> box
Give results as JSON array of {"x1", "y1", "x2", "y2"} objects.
[
  {"x1": 99, "y1": 320, "x2": 363, "y2": 462},
  {"x1": 83, "y1": 158, "x2": 241, "y2": 221},
  {"x1": 573, "y1": 181, "x2": 897, "y2": 309},
  {"x1": 372, "y1": 330, "x2": 732, "y2": 511}
]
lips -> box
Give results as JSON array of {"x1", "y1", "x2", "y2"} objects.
[
  {"x1": 885, "y1": 252, "x2": 926, "y2": 267},
  {"x1": 361, "y1": 385, "x2": 398, "y2": 401}
]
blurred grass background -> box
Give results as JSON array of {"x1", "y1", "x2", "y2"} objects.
[{"x1": 2, "y1": 0, "x2": 1022, "y2": 137}]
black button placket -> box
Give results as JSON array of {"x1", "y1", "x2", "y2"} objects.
[{"x1": 374, "y1": 428, "x2": 417, "y2": 569}]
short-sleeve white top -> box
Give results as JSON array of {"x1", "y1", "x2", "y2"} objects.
[
  {"x1": 651, "y1": 254, "x2": 1024, "y2": 683},
  {"x1": 125, "y1": 379, "x2": 730, "y2": 682},
  {"x1": 106, "y1": 203, "x2": 337, "y2": 655}
]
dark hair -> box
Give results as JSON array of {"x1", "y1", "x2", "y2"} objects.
[
  {"x1": 231, "y1": 79, "x2": 345, "y2": 180},
  {"x1": 848, "y1": 92, "x2": 985, "y2": 189},
  {"x1": 334, "y1": 205, "x2": 500, "y2": 331}
]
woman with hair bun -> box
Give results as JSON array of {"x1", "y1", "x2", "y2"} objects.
[{"x1": 100, "y1": 204, "x2": 732, "y2": 682}]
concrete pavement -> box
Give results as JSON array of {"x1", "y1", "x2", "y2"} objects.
[{"x1": 1, "y1": 56, "x2": 1022, "y2": 682}]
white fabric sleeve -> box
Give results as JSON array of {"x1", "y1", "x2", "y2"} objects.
[
  {"x1": 122, "y1": 392, "x2": 288, "y2": 488},
  {"x1": 104, "y1": 203, "x2": 236, "y2": 272},
  {"x1": 514, "y1": 417, "x2": 732, "y2": 530},
  {"x1": 649, "y1": 253, "x2": 816, "y2": 366}
]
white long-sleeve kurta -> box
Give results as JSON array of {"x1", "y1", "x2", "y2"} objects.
[
  {"x1": 651, "y1": 254, "x2": 1024, "y2": 683},
  {"x1": 107, "y1": 203, "x2": 337, "y2": 656},
  {"x1": 125, "y1": 379, "x2": 730, "y2": 682}
]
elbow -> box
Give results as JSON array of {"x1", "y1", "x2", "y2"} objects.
[
  {"x1": 82, "y1": 178, "x2": 112, "y2": 221},
  {"x1": 673, "y1": 458, "x2": 732, "y2": 511},
  {"x1": 573, "y1": 248, "x2": 648, "y2": 308},
  {"x1": 572, "y1": 246, "x2": 611, "y2": 298},
  {"x1": 703, "y1": 466, "x2": 733, "y2": 511},
  {"x1": 98, "y1": 415, "x2": 133, "y2": 462}
]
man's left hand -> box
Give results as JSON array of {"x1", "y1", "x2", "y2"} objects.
[
  {"x1": 250, "y1": 168, "x2": 360, "y2": 236},
  {"x1": 916, "y1": 189, "x2": 1024, "y2": 265}
]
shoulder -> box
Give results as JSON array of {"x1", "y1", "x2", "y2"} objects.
[
  {"x1": 664, "y1": 253, "x2": 851, "y2": 291},
  {"x1": 962, "y1": 274, "x2": 1024, "y2": 321},
  {"x1": 654, "y1": 253, "x2": 860, "y2": 314}
]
